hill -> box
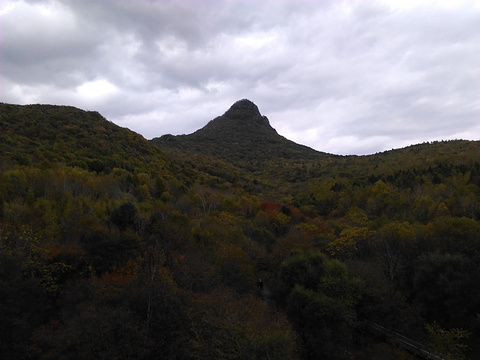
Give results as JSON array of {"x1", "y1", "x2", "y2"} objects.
[{"x1": 0, "y1": 102, "x2": 167, "y2": 172}]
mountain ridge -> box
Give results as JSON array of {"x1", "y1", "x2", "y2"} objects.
[{"x1": 1, "y1": 101, "x2": 479, "y2": 178}]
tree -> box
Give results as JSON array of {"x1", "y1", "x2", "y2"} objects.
[
  {"x1": 425, "y1": 321, "x2": 470, "y2": 360},
  {"x1": 431, "y1": 217, "x2": 480, "y2": 260},
  {"x1": 81, "y1": 226, "x2": 141, "y2": 276},
  {"x1": 328, "y1": 226, "x2": 373, "y2": 259},
  {"x1": 413, "y1": 252, "x2": 479, "y2": 329},
  {"x1": 373, "y1": 221, "x2": 416, "y2": 289},
  {"x1": 273, "y1": 250, "x2": 362, "y2": 359},
  {"x1": 32, "y1": 305, "x2": 150, "y2": 360},
  {"x1": 188, "y1": 288, "x2": 299, "y2": 360},
  {"x1": 217, "y1": 244, "x2": 255, "y2": 293},
  {"x1": 0, "y1": 250, "x2": 52, "y2": 359},
  {"x1": 109, "y1": 202, "x2": 138, "y2": 231},
  {"x1": 125, "y1": 243, "x2": 191, "y2": 358}
]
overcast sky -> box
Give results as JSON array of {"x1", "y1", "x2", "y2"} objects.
[{"x1": 1, "y1": 0, "x2": 479, "y2": 155}]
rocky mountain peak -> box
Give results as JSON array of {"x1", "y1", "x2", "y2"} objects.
[
  {"x1": 152, "y1": 99, "x2": 323, "y2": 162},
  {"x1": 223, "y1": 99, "x2": 264, "y2": 122}
]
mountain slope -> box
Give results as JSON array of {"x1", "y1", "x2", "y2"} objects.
[
  {"x1": 152, "y1": 99, "x2": 329, "y2": 163},
  {"x1": 0, "y1": 102, "x2": 166, "y2": 172}
]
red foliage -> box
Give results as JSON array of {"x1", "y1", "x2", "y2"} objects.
[{"x1": 260, "y1": 201, "x2": 281, "y2": 217}]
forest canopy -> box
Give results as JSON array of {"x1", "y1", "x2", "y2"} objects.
[{"x1": 1, "y1": 103, "x2": 479, "y2": 359}]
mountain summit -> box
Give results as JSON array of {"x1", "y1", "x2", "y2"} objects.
[
  {"x1": 188, "y1": 99, "x2": 279, "y2": 141},
  {"x1": 224, "y1": 99, "x2": 263, "y2": 120},
  {"x1": 152, "y1": 99, "x2": 324, "y2": 163}
]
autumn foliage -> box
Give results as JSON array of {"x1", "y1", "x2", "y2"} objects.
[{"x1": 1, "y1": 103, "x2": 479, "y2": 359}]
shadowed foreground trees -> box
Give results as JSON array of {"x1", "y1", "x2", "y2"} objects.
[
  {"x1": 414, "y1": 252, "x2": 480, "y2": 329},
  {"x1": 187, "y1": 288, "x2": 299, "y2": 360},
  {"x1": 271, "y1": 250, "x2": 363, "y2": 359}
]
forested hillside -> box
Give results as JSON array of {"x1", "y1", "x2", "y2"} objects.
[{"x1": 1, "y1": 101, "x2": 479, "y2": 360}]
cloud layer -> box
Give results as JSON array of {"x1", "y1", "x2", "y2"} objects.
[{"x1": 2, "y1": 0, "x2": 479, "y2": 155}]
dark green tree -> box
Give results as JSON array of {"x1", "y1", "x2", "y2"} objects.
[
  {"x1": 273, "y1": 250, "x2": 362, "y2": 359},
  {"x1": 413, "y1": 252, "x2": 479, "y2": 329},
  {"x1": 110, "y1": 202, "x2": 138, "y2": 231}
]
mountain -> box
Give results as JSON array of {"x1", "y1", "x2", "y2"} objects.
[
  {"x1": 152, "y1": 99, "x2": 480, "y2": 189},
  {"x1": 2, "y1": 101, "x2": 479, "y2": 186},
  {"x1": 152, "y1": 99, "x2": 329, "y2": 163}
]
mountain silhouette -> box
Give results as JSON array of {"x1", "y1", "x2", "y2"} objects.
[{"x1": 152, "y1": 99, "x2": 327, "y2": 163}]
